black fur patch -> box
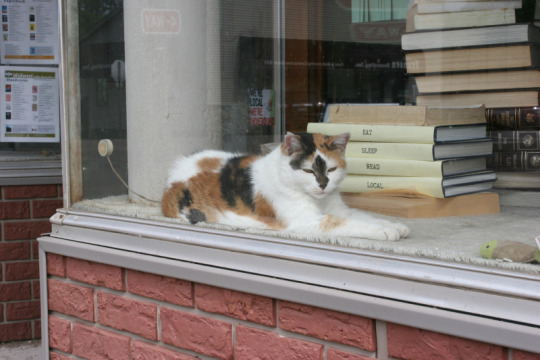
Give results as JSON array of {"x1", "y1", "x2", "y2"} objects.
[
  {"x1": 178, "y1": 188, "x2": 193, "y2": 210},
  {"x1": 187, "y1": 209, "x2": 206, "y2": 224},
  {"x1": 220, "y1": 156, "x2": 255, "y2": 210},
  {"x1": 313, "y1": 155, "x2": 329, "y2": 188},
  {"x1": 289, "y1": 133, "x2": 316, "y2": 170}
]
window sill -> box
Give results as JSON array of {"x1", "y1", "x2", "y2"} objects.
[
  {"x1": 42, "y1": 207, "x2": 540, "y2": 353},
  {"x1": 0, "y1": 153, "x2": 62, "y2": 186}
]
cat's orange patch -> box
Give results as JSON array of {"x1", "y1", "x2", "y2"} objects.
[
  {"x1": 320, "y1": 215, "x2": 344, "y2": 232},
  {"x1": 252, "y1": 193, "x2": 284, "y2": 230},
  {"x1": 197, "y1": 157, "x2": 223, "y2": 172},
  {"x1": 314, "y1": 133, "x2": 347, "y2": 168}
]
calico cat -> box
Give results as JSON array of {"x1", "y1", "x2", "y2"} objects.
[{"x1": 161, "y1": 132, "x2": 409, "y2": 241}]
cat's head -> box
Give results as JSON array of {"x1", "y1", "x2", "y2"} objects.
[{"x1": 280, "y1": 132, "x2": 349, "y2": 199}]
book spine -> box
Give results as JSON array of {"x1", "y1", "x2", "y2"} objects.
[
  {"x1": 487, "y1": 151, "x2": 540, "y2": 171},
  {"x1": 340, "y1": 175, "x2": 444, "y2": 198},
  {"x1": 307, "y1": 123, "x2": 436, "y2": 143},
  {"x1": 346, "y1": 157, "x2": 443, "y2": 176},
  {"x1": 489, "y1": 130, "x2": 540, "y2": 151},
  {"x1": 345, "y1": 142, "x2": 436, "y2": 161},
  {"x1": 486, "y1": 107, "x2": 540, "y2": 130}
]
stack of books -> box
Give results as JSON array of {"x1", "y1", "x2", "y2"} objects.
[
  {"x1": 401, "y1": 1, "x2": 540, "y2": 202},
  {"x1": 307, "y1": 104, "x2": 500, "y2": 218},
  {"x1": 401, "y1": 1, "x2": 540, "y2": 108},
  {"x1": 486, "y1": 106, "x2": 540, "y2": 191}
]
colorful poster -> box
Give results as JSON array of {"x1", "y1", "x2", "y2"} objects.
[
  {"x1": 249, "y1": 88, "x2": 275, "y2": 126},
  {"x1": 1, "y1": 66, "x2": 59, "y2": 142},
  {"x1": 1, "y1": 0, "x2": 59, "y2": 65}
]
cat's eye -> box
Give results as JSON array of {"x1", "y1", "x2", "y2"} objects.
[
  {"x1": 303, "y1": 169, "x2": 314, "y2": 174},
  {"x1": 328, "y1": 167, "x2": 337, "y2": 173}
]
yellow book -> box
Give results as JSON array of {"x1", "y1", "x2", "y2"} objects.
[
  {"x1": 340, "y1": 172, "x2": 497, "y2": 198},
  {"x1": 307, "y1": 122, "x2": 486, "y2": 144},
  {"x1": 346, "y1": 157, "x2": 486, "y2": 177},
  {"x1": 345, "y1": 139, "x2": 493, "y2": 161}
]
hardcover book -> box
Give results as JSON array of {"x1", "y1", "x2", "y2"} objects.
[
  {"x1": 414, "y1": 69, "x2": 540, "y2": 93},
  {"x1": 487, "y1": 151, "x2": 540, "y2": 170},
  {"x1": 406, "y1": 8, "x2": 515, "y2": 32},
  {"x1": 416, "y1": 90, "x2": 540, "y2": 108},
  {"x1": 408, "y1": 0, "x2": 521, "y2": 15},
  {"x1": 324, "y1": 104, "x2": 486, "y2": 126},
  {"x1": 401, "y1": 23, "x2": 540, "y2": 51},
  {"x1": 490, "y1": 130, "x2": 540, "y2": 151},
  {"x1": 345, "y1": 139, "x2": 493, "y2": 161},
  {"x1": 307, "y1": 122, "x2": 487, "y2": 143},
  {"x1": 486, "y1": 106, "x2": 540, "y2": 129},
  {"x1": 346, "y1": 157, "x2": 487, "y2": 177},
  {"x1": 340, "y1": 171, "x2": 497, "y2": 198},
  {"x1": 341, "y1": 190, "x2": 500, "y2": 218},
  {"x1": 405, "y1": 45, "x2": 540, "y2": 74}
]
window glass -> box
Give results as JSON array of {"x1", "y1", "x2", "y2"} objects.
[{"x1": 69, "y1": 0, "x2": 540, "y2": 275}]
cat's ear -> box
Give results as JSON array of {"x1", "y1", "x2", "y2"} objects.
[
  {"x1": 330, "y1": 132, "x2": 350, "y2": 154},
  {"x1": 283, "y1": 132, "x2": 303, "y2": 156}
]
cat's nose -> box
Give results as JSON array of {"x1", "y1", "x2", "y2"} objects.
[{"x1": 319, "y1": 183, "x2": 327, "y2": 190}]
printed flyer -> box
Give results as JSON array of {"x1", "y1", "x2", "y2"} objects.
[
  {"x1": 249, "y1": 88, "x2": 275, "y2": 126},
  {"x1": 1, "y1": 66, "x2": 59, "y2": 142},
  {"x1": 1, "y1": 0, "x2": 59, "y2": 65}
]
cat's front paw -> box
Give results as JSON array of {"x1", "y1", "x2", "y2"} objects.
[
  {"x1": 371, "y1": 226, "x2": 402, "y2": 241},
  {"x1": 376, "y1": 220, "x2": 409, "y2": 239}
]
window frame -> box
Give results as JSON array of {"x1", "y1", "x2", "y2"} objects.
[{"x1": 53, "y1": 0, "x2": 540, "y2": 354}]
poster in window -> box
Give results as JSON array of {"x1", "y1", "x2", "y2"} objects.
[
  {"x1": 0, "y1": 0, "x2": 59, "y2": 65},
  {"x1": 249, "y1": 88, "x2": 275, "y2": 126},
  {"x1": 0, "y1": 66, "x2": 59, "y2": 142}
]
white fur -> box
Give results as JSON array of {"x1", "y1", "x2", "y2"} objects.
[{"x1": 167, "y1": 150, "x2": 238, "y2": 187}]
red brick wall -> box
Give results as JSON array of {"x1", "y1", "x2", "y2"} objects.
[
  {"x1": 46, "y1": 254, "x2": 540, "y2": 360},
  {"x1": 0, "y1": 184, "x2": 62, "y2": 342}
]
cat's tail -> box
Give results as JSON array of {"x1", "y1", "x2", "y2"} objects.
[{"x1": 161, "y1": 182, "x2": 188, "y2": 218}]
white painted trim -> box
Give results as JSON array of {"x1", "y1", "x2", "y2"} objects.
[{"x1": 43, "y1": 209, "x2": 540, "y2": 354}]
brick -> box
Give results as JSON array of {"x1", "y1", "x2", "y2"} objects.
[
  {"x1": 4, "y1": 185, "x2": 58, "y2": 199},
  {"x1": 73, "y1": 322, "x2": 131, "y2": 360},
  {"x1": 4, "y1": 260, "x2": 39, "y2": 280},
  {"x1": 132, "y1": 340, "x2": 199, "y2": 360},
  {"x1": 34, "y1": 319, "x2": 41, "y2": 339},
  {"x1": 327, "y1": 349, "x2": 374, "y2": 360},
  {"x1": 278, "y1": 301, "x2": 376, "y2": 351},
  {"x1": 514, "y1": 350, "x2": 540, "y2": 360},
  {"x1": 50, "y1": 352, "x2": 72, "y2": 360},
  {"x1": 0, "y1": 322, "x2": 32, "y2": 342},
  {"x1": 49, "y1": 316, "x2": 72, "y2": 353},
  {"x1": 0, "y1": 201, "x2": 30, "y2": 219},
  {"x1": 387, "y1": 323, "x2": 508, "y2": 360},
  {"x1": 48, "y1": 279, "x2": 94, "y2": 321},
  {"x1": 4, "y1": 220, "x2": 51, "y2": 240},
  {"x1": 33, "y1": 280, "x2": 40, "y2": 299},
  {"x1": 47, "y1": 253, "x2": 66, "y2": 277},
  {"x1": 235, "y1": 325, "x2": 323, "y2": 360},
  {"x1": 66, "y1": 258, "x2": 125, "y2": 291},
  {"x1": 97, "y1": 292, "x2": 158, "y2": 340},
  {"x1": 6, "y1": 300, "x2": 40, "y2": 321},
  {"x1": 127, "y1": 270, "x2": 193, "y2": 307},
  {"x1": 0, "y1": 282, "x2": 31, "y2": 301},
  {"x1": 196, "y1": 284, "x2": 275, "y2": 326},
  {"x1": 161, "y1": 307, "x2": 233, "y2": 360},
  {"x1": 32, "y1": 199, "x2": 64, "y2": 218},
  {"x1": 0, "y1": 241, "x2": 30, "y2": 261}
]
